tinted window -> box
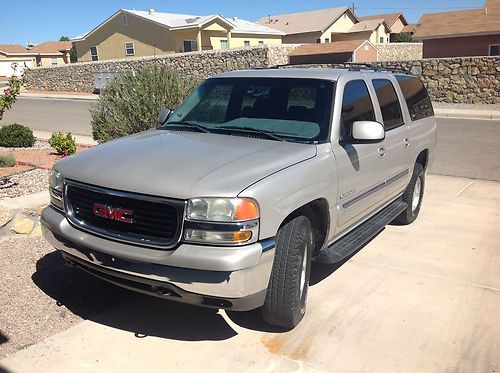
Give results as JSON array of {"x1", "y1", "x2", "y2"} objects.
[
  {"x1": 372, "y1": 79, "x2": 404, "y2": 130},
  {"x1": 167, "y1": 78, "x2": 334, "y2": 142},
  {"x1": 396, "y1": 75, "x2": 434, "y2": 121},
  {"x1": 341, "y1": 80, "x2": 376, "y2": 139}
]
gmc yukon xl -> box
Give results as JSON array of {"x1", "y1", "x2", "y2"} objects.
[{"x1": 42, "y1": 66, "x2": 436, "y2": 329}]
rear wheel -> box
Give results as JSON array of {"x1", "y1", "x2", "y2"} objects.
[
  {"x1": 261, "y1": 215, "x2": 313, "y2": 329},
  {"x1": 394, "y1": 163, "x2": 425, "y2": 225}
]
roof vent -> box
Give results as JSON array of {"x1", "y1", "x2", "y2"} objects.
[
  {"x1": 186, "y1": 16, "x2": 201, "y2": 23},
  {"x1": 148, "y1": 8, "x2": 155, "y2": 15}
]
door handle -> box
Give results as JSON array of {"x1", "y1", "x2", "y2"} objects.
[
  {"x1": 378, "y1": 147, "x2": 386, "y2": 157},
  {"x1": 403, "y1": 138, "x2": 410, "y2": 147}
]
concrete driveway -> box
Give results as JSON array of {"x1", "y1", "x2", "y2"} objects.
[{"x1": 1, "y1": 174, "x2": 499, "y2": 372}]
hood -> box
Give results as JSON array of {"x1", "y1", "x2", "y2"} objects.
[{"x1": 56, "y1": 130, "x2": 317, "y2": 199}]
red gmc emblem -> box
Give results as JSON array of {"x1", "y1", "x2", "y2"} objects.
[{"x1": 92, "y1": 203, "x2": 133, "y2": 224}]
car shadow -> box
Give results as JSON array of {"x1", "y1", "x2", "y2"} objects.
[
  {"x1": 32, "y1": 240, "x2": 366, "y2": 338},
  {"x1": 32, "y1": 251, "x2": 237, "y2": 342}
]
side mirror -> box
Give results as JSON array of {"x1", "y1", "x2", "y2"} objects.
[
  {"x1": 158, "y1": 108, "x2": 172, "y2": 126},
  {"x1": 352, "y1": 121, "x2": 385, "y2": 143}
]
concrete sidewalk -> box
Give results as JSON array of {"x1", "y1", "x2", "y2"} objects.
[
  {"x1": 1, "y1": 174, "x2": 499, "y2": 373},
  {"x1": 431, "y1": 102, "x2": 500, "y2": 120},
  {"x1": 33, "y1": 130, "x2": 97, "y2": 146},
  {"x1": 20, "y1": 91, "x2": 98, "y2": 101}
]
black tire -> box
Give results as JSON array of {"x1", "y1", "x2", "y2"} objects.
[
  {"x1": 394, "y1": 163, "x2": 425, "y2": 225},
  {"x1": 261, "y1": 215, "x2": 313, "y2": 329}
]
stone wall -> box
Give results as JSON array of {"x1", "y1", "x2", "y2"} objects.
[
  {"x1": 23, "y1": 45, "x2": 296, "y2": 93},
  {"x1": 23, "y1": 45, "x2": 499, "y2": 104},
  {"x1": 375, "y1": 43, "x2": 423, "y2": 61},
  {"x1": 372, "y1": 57, "x2": 499, "y2": 104}
]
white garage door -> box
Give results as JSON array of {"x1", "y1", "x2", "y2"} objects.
[{"x1": 0, "y1": 60, "x2": 33, "y2": 77}]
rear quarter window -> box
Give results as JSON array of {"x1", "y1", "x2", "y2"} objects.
[
  {"x1": 372, "y1": 79, "x2": 404, "y2": 131},
  {"x1": 396, "y1": 76, "x2": 434, "y2": 121}
]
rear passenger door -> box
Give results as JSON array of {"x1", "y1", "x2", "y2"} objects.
[
  {"x1": 333, "y1": 78, "x2": 387, "y2": 231},
  {"x1": 371, "y1": 77, "x2": 411, "y2": 199}
]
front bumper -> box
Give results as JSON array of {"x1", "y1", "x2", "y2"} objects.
[{"x1": 41, "y1": 206, "x2": 275, "y2": 311}]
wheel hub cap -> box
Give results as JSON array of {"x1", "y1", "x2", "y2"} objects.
[{"x1": 412, "y1": 178, "x2": 421, "y2": 213}]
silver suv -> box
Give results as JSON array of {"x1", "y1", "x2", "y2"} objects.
[{"x1": 42, "y1": 66, "x2": 436, "y2": 329}]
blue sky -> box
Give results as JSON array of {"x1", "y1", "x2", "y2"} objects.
[{"x1": 2, "y1": 0, "x2": 485, "y2": 45}]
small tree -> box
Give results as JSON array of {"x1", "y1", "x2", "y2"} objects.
[
  {"x1": 394, "y1": 32, "x2": 414, "y2": 43},
  {"x1": 59, "y1": 36, "x2": 70, "y2": 41},
  {"x1": 0, "y1": 63, "x2": 22, "y2": 121},
  {"x1": 90, "y1": 67, "x2": 199, "y2": 142}
]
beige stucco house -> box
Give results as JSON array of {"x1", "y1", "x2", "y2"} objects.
[
  {"x1": 0, "y1": 41, "x2": 71, "y2": 77},
  {"x1": 360, "y1": 13, "x2": 409, "y2": 41},
  {"x1": 73, "y1": 9, "x2": 284, "y2": 62},
  {"x1": 257, "y1": 7, "x2": 391, "y2": 45},
  {"x1": 257, "y1": 7, "x2": 359, "y2": 44}
]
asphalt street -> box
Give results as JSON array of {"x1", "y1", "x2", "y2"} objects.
[
  {"x1": 2, "y1": 97, "x2": 499, "y2": 181},
  {"x1": 2, "y1": 97, "x2": 94, "y2": 136}
]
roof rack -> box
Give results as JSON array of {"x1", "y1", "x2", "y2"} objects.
[
  {"x1": 343, "y1": 62, "x2": 413, "y2": 75},
  {"x1": 262, "y1": 62, "x2": 413, "y2": 75}
]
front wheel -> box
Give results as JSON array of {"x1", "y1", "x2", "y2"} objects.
[
  {"x1": 261, "y1": 215, "x2": 313, "y2": 329},
  {"x1": 394, "y1": 163, "x2": 425, "y2": 225}
]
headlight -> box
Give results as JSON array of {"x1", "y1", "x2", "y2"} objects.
[
  {"x1": 186, "y1": 198, "x2": 259, "y2": 222},
  {"x1": 49, "y1": 169, "x2": 64, "y2": 211},
  {"x1": 185, "y1": 197, "x2": 259, "y2": 245}
]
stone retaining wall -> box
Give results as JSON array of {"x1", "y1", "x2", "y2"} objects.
[
  {"x1": 23, "y1": 45, "x2": 296, "y2": 93},
  {"x1": 376, "y1": 43, "x2": 423, "y2": 61},
  {"x1": 23, "y1": 45, "x2": 499, "y2": 104},
  {"x1": 373, "y1": 57, "x2": 499, "y2": 104}
]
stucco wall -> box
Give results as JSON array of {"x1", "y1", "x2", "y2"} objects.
[
  {"x1": 422, "y1": 35, "x2": 500, "y2": 58},
  {"x1": 376, "y1": 43, "x2": 423, "y2": 61},
  {"x1": 23, "y1": 45, "x2": 296, "y2": 92}
]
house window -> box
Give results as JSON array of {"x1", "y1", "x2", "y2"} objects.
[
  {"x1": 122, "y1": 14, "x2": 128, "y2": 26},
  {"x1": 90, "y1": 46, "x2": 98, "y2": 61},
  {"x1": 379, "y1": 37, "x2": 384, "y2": 43},
  {"x1": 220, "y1": 39, "x2": 229, "y2": 49},
  {"x1": 489, "y1": 44, "x2": 500, "y2": 56},
  {"x1": 125, "y1": 42, "x2": 135, "y2": 56},
  {"x1": 258, "y1": 40, "x2": 264, "y2": 45},
  {"x1": 316, "y1": 38, "x2": 321, "y2": 43},
  {"x1": 244, "y1": 40, "x2": 250, "y2": 47},
  {"x1": 183, "y1": 40, "x2": 198, "y2": 52},
  {"x1": 51, "y1": 58, "x2": 58, "y2": 66},
  {"x1": 325, "y1": 38, "x2": 330, "y2": 43}
]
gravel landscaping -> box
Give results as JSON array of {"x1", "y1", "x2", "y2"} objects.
[
  {"x1": 0, "y1": 168, "x2": 50, "y2": 198},
  {"x1": 0, "y1": 140, "x2": 52, "y2": 152},
  {"x1": 0, "y1": 235, "x2": 134, "y2": 359}
]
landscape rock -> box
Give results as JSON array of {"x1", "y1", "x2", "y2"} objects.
[{"x1": 12, "y1": 217, "x2": 35, "y2": 235}]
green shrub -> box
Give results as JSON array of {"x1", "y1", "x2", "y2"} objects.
[
  {"x1": 0, "y1": 123, "x2": 36, "y2": 147},
  {"x1": 0, "y1": 153, "x2": 16, "y2": 167},
  {"x1": 90, "y1": 67, "x2": 199, "y2": 143},
  {"x1": 49, "y1": 132, "x2": 77, "y2": 155}
]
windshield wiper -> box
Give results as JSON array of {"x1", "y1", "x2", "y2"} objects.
[
  {"x1": 217, "y1": 126, "x2": 285, "y2": 141},
  {"x1": 166, "y1": 121, "x2": 211, "y2": 133}
]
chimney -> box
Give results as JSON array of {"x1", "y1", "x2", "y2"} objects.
[{"x1": 148, "y1": 8, "x2": 155, "y2": 15}]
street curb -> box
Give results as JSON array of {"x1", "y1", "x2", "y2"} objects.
[
  {"x1": 434, "y1": 109, "x2": 500, "y2": 121},
  {"x1": 20, "y1": 93, "x2": 98, "y2": 101}
]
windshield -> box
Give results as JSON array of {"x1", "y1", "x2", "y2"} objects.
[{"x1": 165, "y1": 77, "x2": 334, "y2": 142}]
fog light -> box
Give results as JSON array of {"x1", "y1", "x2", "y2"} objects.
[{"x1": 185, "y1": 229, "x2": 252, "y2": 244}]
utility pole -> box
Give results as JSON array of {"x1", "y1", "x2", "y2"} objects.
[{"x1": 350, "y1": 2, "x2": 356, "y2": 14}]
